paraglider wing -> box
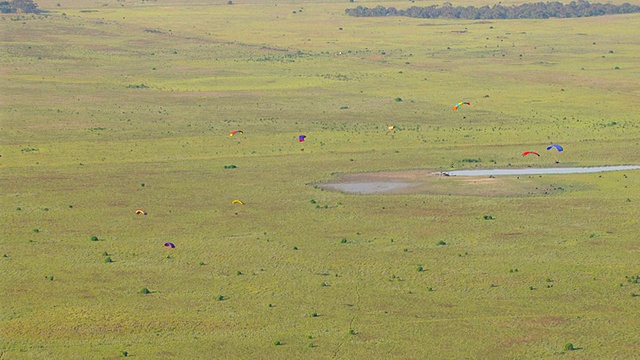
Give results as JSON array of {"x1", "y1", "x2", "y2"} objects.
[
  {"x1": 299, "y1": 135, "x2": 306, "y2": 142},
  {"x1": 135, "y1": 209, "x2": 147, "y2": 215},
  {"x1": 387, "y1": 125, "x2": 395, "y2": 131},
  {"x1": 523, "y1": 151, "x2": 540, "y2": 157},
  {"x1": 452, "y1": 102, "x2": 470, "y2": 111},
  {"x1": 230, "y1": 130, "x2": 243, "y2": 136},
  {"x1": 546, "y1": 144, "x2": 563, "y2": 152},
  {"x1": 164, "y1": 242, "x2": 176, "y2": 248},
  {"x1": 231, "y1": 200, "x2": 244, "y2": 205}
]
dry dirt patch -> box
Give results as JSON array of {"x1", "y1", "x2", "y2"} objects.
[{"x1": 315, "y1": 169, "x2": 568, "y2": 197}]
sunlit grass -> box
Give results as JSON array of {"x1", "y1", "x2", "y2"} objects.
[{"x1": 1, "y1": 1, "x2": 639, "y2": 358}]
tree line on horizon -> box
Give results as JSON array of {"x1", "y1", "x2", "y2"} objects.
[
  {"x1": 1, "y1": 0, "x2": 39, "y2": 13},
  {"x1": 345, "y1": 1, "x2": 640, "y2": 19}
]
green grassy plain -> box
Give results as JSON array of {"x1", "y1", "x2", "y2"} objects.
[{"x1": 1, "y1": 0, "x2": 639, "y2": 358}]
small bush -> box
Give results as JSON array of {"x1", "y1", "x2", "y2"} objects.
[
  {"x1": 348, "y1": 329, "x2": 356, "y2": 335},
  {"x1": 139, "y1": 288, "x2": 151, "y2": 294},
  {"x1": 483, "y1": 215, "x2": 494, "y2": 220},
  {"x1": 311, "y1": 312, "x2": 319, "y2": 317},
  {"x1": 90, "y1": 236, "x2": 99, "y2": 241},
  {"x1": 104, "y1": 256, "x2": 113, "y2": 263},
  {"x1": 394, "y1": 97, "x2": 403, "y2": 102},
  {"x1": 417, "y1": 265, "x2": 424, "y2": 272},
  {"x1": 564, "y1": 342, "x2": 575, "y2": 351},
  {"x1": 340, "y1": 238, "x2": 347, "y2": 244},
  {"x1": 436, "y1": 240, "x2": 447, "y2": 246},
  {"x1": 273, "y1": 340, "x2": 281, "y2": 346},
  {"x1": 32, "y1": 228, "x2": 40, "y2": 233}
]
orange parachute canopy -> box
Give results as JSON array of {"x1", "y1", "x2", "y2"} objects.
[
  {"x1": 135, "y1": 209, "x2": 147, "y2": 215},
  {"x1": 452, "y1": 102, "x2": 471, "y2": 111}
]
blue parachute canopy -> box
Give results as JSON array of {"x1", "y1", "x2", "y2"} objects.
[
  {"x1": 164, "y1": 242, "x2": 176, "y2": 249},
  {"x1": 546, "y1": 144, "x2": 564, "y2": 152}
]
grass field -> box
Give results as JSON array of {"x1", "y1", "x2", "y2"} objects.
[{"x1": 1, "y1": 0, "x2": 639, "y2": 358}]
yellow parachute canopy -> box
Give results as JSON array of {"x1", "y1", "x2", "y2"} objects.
[
  {"x1": 135, "y1": 209, "x2": 147, "y2": 215},
  {"x1": 231, "y1": 200, "x2": 244, "y2": 205}
]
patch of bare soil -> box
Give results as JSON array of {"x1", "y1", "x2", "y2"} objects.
[{"x1": 316, "y1": 169, "x2": 568, "y2": 197}]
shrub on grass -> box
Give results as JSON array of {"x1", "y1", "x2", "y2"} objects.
[
  {"x1": 273, "y1": 340, "x2": 282, "y2": 346},
  {"x1": 90, "y1": 236, "x2": 99, "y2": 241},
  {"x1": 436, "y1": 240, "x2": 447, "y2": 246},
  {"x1": 564, "y1": 342, "x2": 575, "y2": 351},
  {"x1": 139, "y1": 288, "x2": 151, "y2": 294},
  {"x1": 104, "y1": 256, "x2": 113, "y2": 263}
]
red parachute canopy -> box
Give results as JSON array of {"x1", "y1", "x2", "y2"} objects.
[{"x1": 522, "y1": 151, "x2": 540, "y2": 157}]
